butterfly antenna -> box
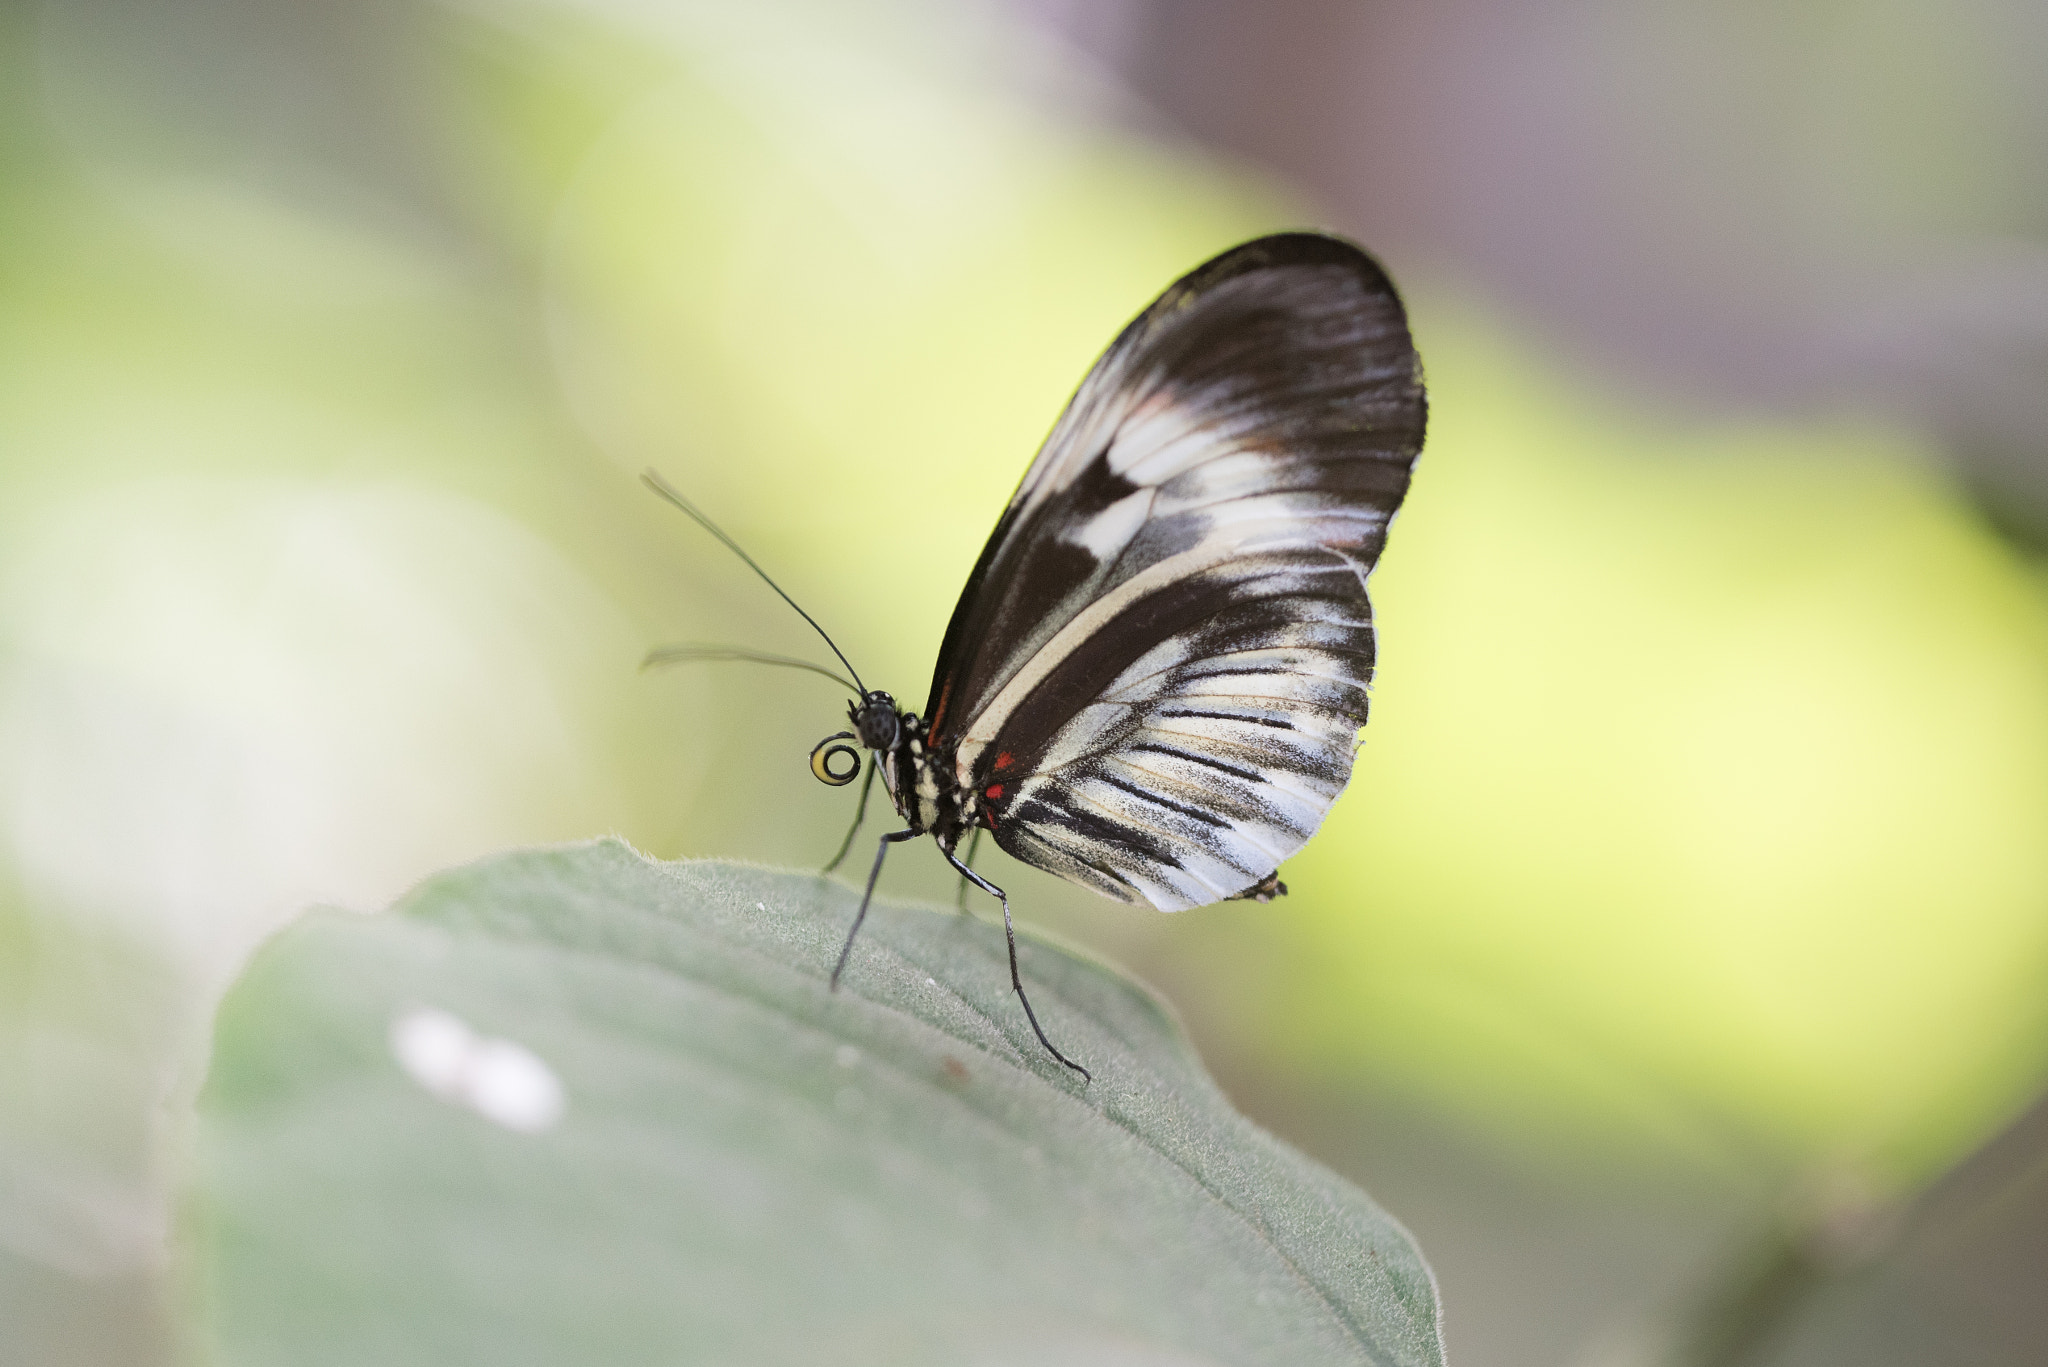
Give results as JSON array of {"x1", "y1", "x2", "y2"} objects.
[
  {"x1": 641, "y1": 469, "x2": 869, "y2": 696},
  {"x1": 641, "y1": 644, "x2": 857, "y2": 694}
]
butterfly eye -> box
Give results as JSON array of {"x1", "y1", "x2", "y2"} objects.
[
  {"x1": 851, "y1": 692, "x2": 899, "y2": 751},
  {"x1": 809, "y1": 732, "x2": 863, "y2": 786}
]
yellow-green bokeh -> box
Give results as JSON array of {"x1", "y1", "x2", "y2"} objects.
[
  {"x1": 460, "y1": 0, "x2": 2048, "y2": 1185},
  {"x1": 5, "y1": 0, "x2": 2047, "y2": 1236},
  {"x1": 1275, "y1": 311, "x2": 2048, "y2": 1184}
]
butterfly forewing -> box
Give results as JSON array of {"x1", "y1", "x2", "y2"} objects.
[{"x1": 924, "y1": 233, "x2": 1424, "y2": 911}]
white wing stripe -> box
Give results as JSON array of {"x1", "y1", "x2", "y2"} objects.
[
  {"x1": 959, "y1": 554, "x2": 1376, "y2": 768},
  {"x1": 957, "y1": 541, "x2": 1248, "y2": 762},
  {"x1": 1060, "y1": 486, "x2": 1156, "y2": 560}
]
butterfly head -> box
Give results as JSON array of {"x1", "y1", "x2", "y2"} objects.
[
  {"x1": 807, "y1": 693, "x2": 904, "y2": 788},
  {"x1": 850, "y1": 691, "x2": 901, "y2": 751}
]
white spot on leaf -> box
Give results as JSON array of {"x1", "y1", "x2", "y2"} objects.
[
  {"x1": 390, "y1": 1008, "x2": 472, "y2": 1097},
  {"x1": 464, "y1": 1040, "x2": 566, "y2": 1133},
  {"x1": 390, "y1": 1008, "x2": 564, "y2": 1133}
]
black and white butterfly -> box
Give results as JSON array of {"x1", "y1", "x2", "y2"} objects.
[{"x1": 647, "y1": 232, "x2": 1425, "y2": 1080}]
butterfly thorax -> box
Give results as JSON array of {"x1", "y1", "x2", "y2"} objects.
[{"x1": 860, "y1": 698, "x2": 975, "y2": 852}]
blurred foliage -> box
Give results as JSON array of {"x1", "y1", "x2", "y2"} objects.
[
  {"x1": 1269, "y1": 308, "x2": 2048, "y2": 1185},
  {"x1": 2, "y1": 0, "x2": 2047, "y2": 1362}
]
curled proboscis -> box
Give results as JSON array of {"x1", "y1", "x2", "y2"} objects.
[{"x1": 810, "y1": 731, "x2": 862, "y2": 786}]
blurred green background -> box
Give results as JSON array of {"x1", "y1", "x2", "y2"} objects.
[{"x1": 3, "y1": 0, "x2": 2046, "y2": 1363}]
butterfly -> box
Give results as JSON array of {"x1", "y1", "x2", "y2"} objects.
[{"x1": 646, "y1": 232, "x2": 1425, "y2": 1080}]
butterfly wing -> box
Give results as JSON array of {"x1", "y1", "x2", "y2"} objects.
[{"x1": 923, "y1": 233, "x2": 1426, "y2": 911}]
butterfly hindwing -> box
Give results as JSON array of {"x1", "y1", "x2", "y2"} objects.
[{"x1": 924, "y1": 233, "x2": 1425, "y2": 911}]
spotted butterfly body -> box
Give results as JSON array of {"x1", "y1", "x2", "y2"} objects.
[{"x1": 866, "y1": 233, "x2": 1423, "y2": 920}]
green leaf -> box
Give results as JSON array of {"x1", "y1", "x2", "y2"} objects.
[{"x1": 189, "y1": 839, "x2": 1442, "y2": 1367}]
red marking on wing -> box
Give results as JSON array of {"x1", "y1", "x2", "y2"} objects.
[
  {"x1": 984, "y1": 784, "x2": 1004, "y2": 801},
  {"x1": 993, "y1": 751, "x2": 1013, "y2": 771}
]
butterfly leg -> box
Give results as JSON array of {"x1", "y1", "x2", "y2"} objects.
[
  {"x1": 821, "y1": 755, "x2": 877, "y2": 875},
  {"x1": 940, "y1": 845, "x2": 1091, "y2": 1083},
  {"x1": 953, "y1": 825, "x2": 983, "y2": 911},
  {"x1": 831, "y1": 827, "x2": 916, "y2": 990}
]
